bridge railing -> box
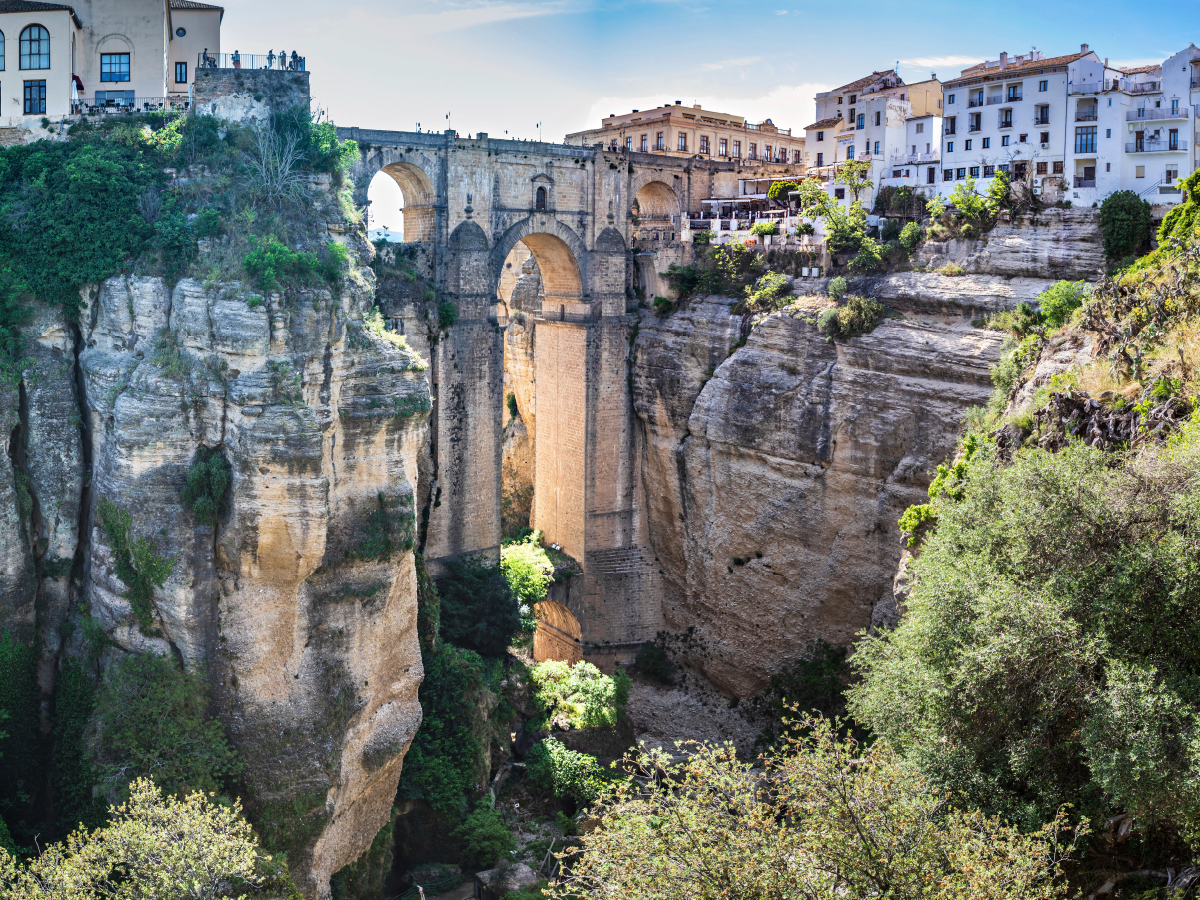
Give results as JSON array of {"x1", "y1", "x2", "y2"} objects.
[{"x1": 197, "y1": 52, "x2": 307, "y2": 71}]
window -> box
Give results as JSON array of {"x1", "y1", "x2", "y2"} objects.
[
  {"x1": 719, "y1": 137, "x2": 727, "y2": 156},
  {"x1": 947, "y1": 93, "x2": 956, "y2": 104},
  {"x1": 1036, "y1": 161, "x2": 1048, "y2": 175},
  {"x1": 793, "y1": 149, "x2": 801, "y2": 163},
  {"x1": 944, "y1": 116, "x2": 956, "y2": 135},
  {"x1": 1001, "y1": 135, "x2": 1010, "y2": 147},
  {"x1": 1019, "y1": 134, "x2": 1027, "y2": 143},
  {"x1": 892, "y1": 169, "x2": 901, "y2": 178},
  {"x1": 927, "y1": 167, "x2": 935, "y2": 185},
  {"x1": 535, "y1": 187, "x2": 546, "y2": 210},
  {"x1": 915, "y1": 122, "x2": 924, "y2": 134},
  {"x1": 984, "y1": 164, "x2": 996, "y2": 177},
  {"x1": 982, "y1": 137, "x2": 990, "y2": 149},
  {"x1": 835, "y1": 187, "x2": 845, "y2": 199},
  {"x1": 1105, "y1": 128, "x2": 1110, "y2": 139},
  {"x1": 946, "y1": 141, "x2": 953, "y2": 153},
  {"x1": 857, "y1": 113, "x2": 864, "y2": 129},
  {"x1": 678, "y1": 132, "x2": 687, "y2": 151},
  {"x1": 1034, "y1": 105, "x2": 1049, "y2": 125},
  {"x1": 19, "y1": 25, "x2": 49, "y2": 69},
  {"x1": 699, "y1": 135, "x2": 709, "y2": 153},
  {"x1": 849, "y1": 107, "x2": 855, "y2": 123},
  {"x1": 956, "y1": 167, "x2": 966, "y2": 180},
  {"x1": 999, "y1": 109, "x2": 1013, "y2": 128},
  {"x1": 874, "y1": 141, "x2": 880, "y2": 155},
  {"x1": 846, "y1": 145, "x2": 855, "y2": 159},
  {"x1": 640, "y1": 134, "x2": 647, "y2": 151},
  {"x1": 1171, "y1": 98, "x2": 1179, "y2": 114},
  {"x1": 943, "y1": 168, "x2": 953, "y2": 181},
  {"x1": 1039, "y1": 80, "x2": 1048, "y2": 91},
  {"x1": 1135, "y1": 165, "x2": 1145, "y2": 178},
  {"x1": 625, "y1": 137, "x2": 632, "y2": 151},
  {"x1": 1007, "y1": 84, "x2": 1022, "y2": 101},
  {"x1": 816, "y1": 152, "x2": 824, "y2": 166},
  {"x1": 749, "y1": 143, "x2": 756, "y2": 159},
  {"x1": 102, "y1": 53, "x2": 130, "y2": 81},
  {"x1": 732, "y1": 140, "x2": 740, "y2": 157},
  {"x1": 175, "y1": 61, "x2": 187, "y2": 84},
  {"x1": 1053, "y1": 161, "x2": 1064, "y2": 174},
  {"x1": 1166, "y1": 166, "x2": 1178, "y2": 183},
  {"x1": 965, "y1": 139, "x2": 972, "y2": 150},
  {"x1": 1013, "y1": 162, "x2": 1027, "y2": 177},
  {"x1": 23, "y1": 79, "x2": 45, "y2": 113},
  {"x1": 1169, "y1": 128, "x2": 1179, "y2": 150},
  {"x1": 970, "y1": 165, "x2": 980, "y2": 177},
  {"x1": 816, "y1": 130, "x2": 824, "y2": 141},
  {"x1": 849, "y1": 94, "x2": 856, "y2": 104},
  {"x1": 764, "y1": 145, "x2": 771, "y2": 159},
  {"x1": 1105, "y1": 162, "x2": 1111, "y2": 172},
  {"x1": 1041, "y1": 131, "x2": 1050, "y2": 144},
  {"x1": 0, "y1": 29, "x2": 5, "y2": 71},
  {"x1": 874, "y1": 111, "x2": 881, "y2": 126},
  {"x1": 656, "y1": 132, "x2": 664, "y2": 150},
  {"x1": 1074, "y1": 126, "x2": 1097, "y2": 153}
]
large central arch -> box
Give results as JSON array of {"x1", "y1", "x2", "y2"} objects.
[{"x1": 491, "y1": 217, "x2": 589, "y2": 306}]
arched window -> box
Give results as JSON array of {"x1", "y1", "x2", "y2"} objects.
[
  {"x1": 20, "y1": 25, "x2": 49, "y2": 70},
  {"x1": 535, "y1": 186, "x2": 547, "y2": 210},
  {"x1": 0, "y1": 31, "x2": 6, "y2": 71}
]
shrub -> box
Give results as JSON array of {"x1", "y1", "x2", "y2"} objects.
[
  {"x1": 180, "y1": 447, "x2": 231, "y2": 526},
  {"x1": 242, "y1": 235, "x2": 321, "y2": 293},
  {"x1": 438, "y1": 556, "x2": 521, "y2": 657},
  {"x1": 631, "y1": 641, "x2": 675, "y2": 685},
  {"x1": 897, "y1": 503, "x2": 936, "y2": 547},
  {"x1": 766, "y1": 181, "x2": 799, "y2": 205},
  {"x1": 93, "y1": 653, "x2": 239, "y2": 801},
  {"x1": 1036, "y1": 280, "x2": 1090, "y2": 328},
  {"x1": 818, "y1": 295, "x2": 884, "y2": 341},
  {"x1": 741, "y1": 271, "x2": 790, "y2": 312},
  {"x1": 454, "y1": 800, "x2": 515, "y2": 871},
  {"x1": 193, "y1": 208, "x2": 221, "y2": 238},
  {"x1": 827, "y1": 276, "x2": 848, "y2": 302},
  {"x1": 437, "y1": 299, "x2": 458, "y2": 330},
  {"x1": 95, "y1": 498, "x2": 175, "y2": 634},
  {"x1": 355, "y1": 492, "x2": 415, "y2": 560},
  {"x1": 880, "y1": 218, "x2": 902, "y2": 242},
  {"x1": 530, "y1": 660, "x2": 630, "y2": 730},
  {"x1": 898, "y1": 221, "x2": 923, "y2": 253},
  {"x1": 848, "y1": 236, "x2": 885, "y2": 274},
  {"x1": 750, "y1": 221, "x2": 778, "y2": 236},
  {"x1": 651, "y1": 296, "x2": 676, "y2": 316},
  {"x1": 936, "y1": 262, "x2": 966, "y2": 276},
  {"x1": 794, "y1": 221, "x2": 815, "y2": 237},
  {"x1": 849, "y1": 436, "x2": 1200, "y2": 840},
  {"x1": 506, "y1": 393, "x2": 519, "y2": 420},
  {"x1": 1099, "y1": 190, "x2": 1153, "y2": 260},
  {"x1": 525, "y1": 737, "x2": 606, "y2": 804}
]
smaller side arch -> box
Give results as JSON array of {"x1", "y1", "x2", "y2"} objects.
[
  {"x1": 533, "y1": 600, "x2": 582, "y2": 664},
  {"x1": 376, "y1": 159, "x2": 438, "y2": 243},
  {"x1": 633, "y1": 180, "x2": 681, "y2": 220}
]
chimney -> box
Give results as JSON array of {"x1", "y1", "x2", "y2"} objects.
[
  {"x1": 675, "y1": 100, "x2": 682, "y2": 105},
  {"x1": 1081, "y1": 43, "x2": 1089, "y2": 53},
  {"x1": 1104, "y1": 57, "x2": 1109, "y2": 68},
  {"x1": 1000, "y1": 51, "x2": 1008, "y2": 70}
]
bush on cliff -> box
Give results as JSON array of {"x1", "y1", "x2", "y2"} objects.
[
  {"x1": 850, "y1": 433, "x2": 1200, "y2": 841},
  {"x1": 529, "y1": 660, "x2": 630, "y2": 730},
  {"x1": 95, "y1": 498, "x2": 176, "y2": 635},
  {"x1": 817, "y1": 295, "x2": 884, "y2": 341},
  {"x1": 1099, "y1": 190, "x2": 1153, "y2": 262},
  {"x1": 454, "y1": 799, "x2": 516, "y2": 871},
  {"x1": 438, "y1": 556, "x2": 521, "y2": 657},
  {"x1": 525, "y1": 737, "x2": 607, "y2": 804},
  {"x1": 181, "y1": 446, "x2": 232, "y2": 526}
]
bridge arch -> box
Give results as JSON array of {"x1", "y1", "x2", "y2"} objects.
[
  {"x1": 374, "y1": 161, "x2": 437, "y2": 242},
  {"x1": 632, "y1": 179, "x2": 682, "y2": 220},
  {"x1": 533, "y1": 599, "x2": 582, "y2": 664},
  {"x1": 492, "y1": 218, "x2": 588, "y2": 302}
]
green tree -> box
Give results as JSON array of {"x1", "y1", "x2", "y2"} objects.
[
  {"x1": 530, "y1": 660, "x2": 630, "y2": 730},
  {"x1": 766, "y1": 180, "x2": 799, "y2": 206},
  {"x1": 181, "y1": 447, "x2": 232, "y2": 526},
  {"x1": 1099, "y1": 190, "x2": 1153, "y2": 261},
  {"x1": 453, "y1": 800, "x2": 515, "y2": 871},
  {"x1": 792, "y1": 177, "x2": 832, "y2": 219},
  {"x1": 438, "y1": 556, "x2": 521, "y2": 657},
  {"x1": 850, "y1": 435, "x2": 1200, "y2": 840},
  {"x1": 551, "y1": 718, "x2": 1080, "y2": 900},
  {"x1": 835, "y1": 159, "x2": 874, "y2": 202},
  {"x1": 92, "y1": 654, "x2": 240, "y2": 802},
  {"x1": 525, "y1": 737, "x2": 606, "y2": 803},
  {"x1": 0, "y1": 778, "x2": 263, "y2": 899},
  {"x1": 948, "y1": 176, "x2": 991, "y2": 226}
]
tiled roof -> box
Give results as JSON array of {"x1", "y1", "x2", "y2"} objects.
[
  {"x1": 944, "y1": 52, "x2": 1087, "y2": 86},
  {"x1": 171, "y1": 0, "x2": 223, "y2": 8},
  {"x1": 1119, "y1": 64, "x2": 1160, "y2": 75},
  {"x1": 0, "y1": 0, "x2": 74, "y2": 11},
  {"x1": 832, "y1": 70, "x2": 901, "y2": 95},
  {"x1": 804, "y1": 116, "x2": 843, "y2": 131}
]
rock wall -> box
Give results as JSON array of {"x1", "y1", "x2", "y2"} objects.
[{"x1": 0, "y1": 236, "x2": 429, "y2": 898}]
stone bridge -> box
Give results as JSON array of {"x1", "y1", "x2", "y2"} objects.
[{"x1": 337, "y1": 127, "x2": 781, "y2": 660}]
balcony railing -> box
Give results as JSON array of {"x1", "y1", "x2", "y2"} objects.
[
  {"x1": 889, "y1": 152, "x2": 940, "y2": 165},
  {"x1": 968, "y1": 99, "x2": 983, "y2": 108},
  {"x1": 1128, "y1": 81, "x2": 1161, "y2": 94},
  {"x1": 745, "y1": 122, "x2": 792, "y2": 135},
  {"x1": 985, "y1": 96, "x2": 1004, "y2": 105},
  {"x1": 1068, "y1": 82, "x2": 1102, "y2": 95},
  {"x1": 74, "y1": 95, "x2": 190, "y2": 115},
  {"x1": 1007, "y1": 94, "x2": 1023, "y2": 103},
  {"x1": 1127, "y1": 106, "x2": 1190, "y2": 121},
  {"x1": 968, "y1": 125, "x2": 981, "y2": 133},
  {"x1": 1125, "y1": 140, "x2": 1187, "y2": 153},
  {"x1": 1074, "y1": 177, "x2": 1096, "y2": 188},
  {"x1": 198, "y1": 51, "x2": 307, "y2": 71},
  {"x1": 1033, "y1": 116, "x2": 1051, "y2": 125},
  {"x1": 1075, "y1": 112, "x2": 1098, "y2": 121},
  {"x1": 1193, "y1": 78, "x2": 1200, "y2": 89},
  {"x1": 998, "y1": 117, "x2": 1014, "y2": 129}
]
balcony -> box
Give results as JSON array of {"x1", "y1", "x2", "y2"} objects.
[
  {"x1": 1074, "y1": 111, "x2": 1098, "y2": 121},
  {"x1": 997, "y1": 118, "x2": 1014, "y2": 129},
  {"x1": 198, "y1": 51, "x2": 307, "y2": 71},
  {"x1": 1074, "y1": 177, "x2": 1096, "y2": 188},
  {"x1": 75, "y1": 96, "x2": 190, "y2": 115},
  {"x1": 1128, "y1": 81, "x2": 1161, "y2": 95},
  {"x1": 889, "y1": 152, "x2": 940, "y2": 165},
  {"x1": 1125, "y1": 140, "x2": 1188, "y2": 153},
  {"x1": 1127, "y1": 107, "x2": 1190, "y2": 121},
  {"x1": 1193, "y1": 78, "x2": 1200, "y2": 89},
  {"x1": 985, "y1": 96, "x2": 1004, "y2": 105},
  {"x1": 968, "y1": 99, "x2": 983, "y2": 108},
  {"x1": 1068, "y1": 82, "x2": 1102, "y2": 95},
  {"x1": 1007, "y1": 93, "x2": 1024, "y2": 103},
  {"x1": 1033, "y1": 115, "x2": 1051, "y2": 126},
  {"x1": 968, "y1": 125, "x2": 981, "y2": 133}
]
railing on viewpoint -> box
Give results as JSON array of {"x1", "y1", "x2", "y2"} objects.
[
  {"x1": 74, "y1": 96, "x2": 190, "y2": 115},
  {"x1": 1126, "y1": 106, "x2": 1190, "y2": 121},
  {"x1": 197, "y1": 52, "x2": 307, "y2": 71},
  {"x1": 1125, "y1": 140, "x2": 1187, "y2": 153}
]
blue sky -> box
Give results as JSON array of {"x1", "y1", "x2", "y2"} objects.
[{"x1": 216, "y1": 0, "x2": 1196, "y2": 228}]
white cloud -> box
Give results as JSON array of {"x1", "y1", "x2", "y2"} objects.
[
  {"x1": 899, "y1": 54, "x2": 984, "y2": 75},
  {"x1": 775, "y1": 9, "x2": 787, "y2": 13},
  {"x1": 700, "y1": 56, "x2": 763, "y2": 71}
]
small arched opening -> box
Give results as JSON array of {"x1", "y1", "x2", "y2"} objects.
[
  {"x1": 368, "y1": 161, "x2": 436, "y2": 243},
  {"x1": 634, "y1": 180, "x2": 680, "y2": 221},
  {"x1": 533, "y1": 600, "x2": 582, "y2": 664},
  {"x1": 535, "y1": 186, "x2": 547, "y2": 210}
]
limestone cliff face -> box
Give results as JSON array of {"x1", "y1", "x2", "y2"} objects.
[{"x1": 73, "y1": 264, "x2": 429, "y2": 897}]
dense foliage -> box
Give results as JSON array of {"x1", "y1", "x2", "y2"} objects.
[
  {"x1": 818, "y1": 294, "x2": 884, "y2": 340},
  {"x1": 0, "y1": 633, "x2": 41, "y2": 848},
  {"x1": 852, "y1": 433, "x2": 1200, "y2": 841},
  {"x1": 180, "y1": 447, "x2": 232, "y2": 526},
  {"x1": 1099, "y1": 190, "x2": 1153, "y2": 262},
  {"x1": 525, "y1": 736, "x2": 607, "y2": 803},
  {"x1": 552, "y1": 718, "x2": 1080, "y2": 900},
  {"x1": 529, "y1": 660, "x2": 630, "y2": 730},
  {"x1": 95, "y1": 498, "x2": 176, "y2": 634},
  {"x1": 453, "y1": 801, "x2": 515, "y2": 870},
  {"x1": 437, "y1": 556, "x2": 521, "y2": 657}
]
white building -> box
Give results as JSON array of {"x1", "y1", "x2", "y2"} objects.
[{"x1": 939, "y1": 43, "x2": 1198, "y2": 207}]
